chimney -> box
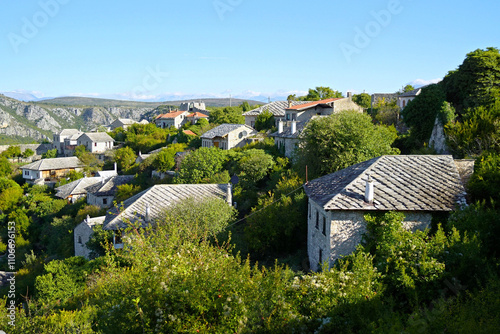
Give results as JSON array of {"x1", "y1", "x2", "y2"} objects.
[
  {"x1": 114, "y1": 162, "x2": 117, "y2": 172},
  {"x1": 227, "y1": 183, "x2": 233, "y2": 206},
  {"x1": 288, "y1": 100, "x2": 292, "y2": 108},
  {"x1": 291, "y1": 121, "x2": 297, "y2": 135},
  {"x1": 86, "y1": 214, "x2": 91, "y2": 223},
  {"x1": 365, "y1": 175, "x2": 374, "y2": 204},
  {"x1": 145, "y1": 203, "x2": 151, "y2": 222},
  {"x1": 278, "y1": 120, "x2": 283, "y2": 134},
  {"x1": 347, "y1": 92, "x2": 353, "y2": 100}
]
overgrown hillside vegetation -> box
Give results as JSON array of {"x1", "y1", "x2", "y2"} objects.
[{"x1": 0, "y1": 48, "x2": 499, "y2": 332}]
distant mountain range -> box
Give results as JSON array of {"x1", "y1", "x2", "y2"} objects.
[{"x1": 0, "y1": 93, "x2": 264, "y2": 144}]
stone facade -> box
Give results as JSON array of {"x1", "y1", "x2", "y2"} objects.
[
  {"x1": 201, "y1": 124, "x2": 257, "y2": 150},
  {"x1": 74, "y1": 217, "x2": 105, "y2": 259},
  {"x1": 429, "y1": 116, "x2": 449, "y2": 154},
  {"x1": 307, "y1": 198, "x2": 432, "y2": 271}
]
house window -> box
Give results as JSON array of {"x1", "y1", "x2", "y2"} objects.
[
  {"x1": 286, "y1": 114, "x2": 290, "y2": 120},
  {"x1": 315, "y1": 211, "x2": 319, "y2": 229},
  {"x1": 78, "y1": 236, "x2": 82, "y2": 244},
  {"x1": 94, "y1": 142, "x2": 97, "y2": 146},
  {"x1": 291, "y1": 113, "x2": 297, "y2": 121},
  {"x1": 103, "y1": 198, "x2": 108, "y2": 205},
  {"x1": 322, "y1": 216, "x2": 326, "y2": 235}
]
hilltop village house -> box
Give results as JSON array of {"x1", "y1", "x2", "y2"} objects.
[
  {"x1": 86, "y1": 175, "x2": 136, "y2": 208},
  {"x1": 155, "y1": 110, "x2": 190, "y2": 129},
  {"x1": 243, "y1": 101, "x2": 312, "y2": 128},
  {"x1": 77, "y1": 132, "x2": 115, "y2": 154},
  {"x1": 74, "y1": 184, "x2": 232, "y2": 259},
  {"x1": 270, "y1": 95, "x2": 363, "y2": 157},
  {"x1": 21, "y1": 157, "x2": 84, "y2": 185},
  {"x1": 303, "y1": 155, "x2": 469, "y2": 271},
  {"x1": 397, "y1": 87, "x2": 424, "y2": 109},
  {"x1": 201, "y1": 124, "x2": 258, "y2": 150}
]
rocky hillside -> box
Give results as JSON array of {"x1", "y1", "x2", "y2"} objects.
[{"x1": 0, "y1": 94, "x2": 156, "y2": 142}]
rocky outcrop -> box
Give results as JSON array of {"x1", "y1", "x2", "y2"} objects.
[{"x1": 0, "y1": 94, "x2": 155, "y2": 142}]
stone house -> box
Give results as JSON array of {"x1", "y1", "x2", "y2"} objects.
[
  {"x1": 243, "y1": 101, "x2": 311, "y2": 128},
  {"x1": 201, "y1": 124, "x2": 257, "y2": 150},
  {"x1": 76, "y1": 132, "x2": 115, "y2": 154},
  {"x1": 303, "y1": 155, "x2": 467, "y2": 271},
  {"x1": 186, "y1": 112, "x2": 209, "y2": 124},
  {"x1": 155, "y1": 110, "x2": 190, "y2": 129},
  {"x1": 179, "y1": 101, "x2": 209, "y2": 114},
  {"x1": 270, "y1": 96, "x2": 363, "y2": 158},
  {"x1": 109, "y1": 118, "x2": 138, "y2": 131},
  {"x1": 55, "y1": 177, "x2": 104, "y2": 203},
  {"x1": 85, "y1": 175, "x2": 136, "y2": 208},
  {"x1": 63, "y1": 132, "x2": 84, "y2": 156},
  {"x1": 74, "y1": 183, "x2": 232, "y2": 258},
  {"x1": 53, "y1": 129, "x2": 82, "y2": 154},
  {"x1": 397, "y1": 87, "x2": 423, "y2": 109},
  {"x1": 21, "y1": 157, "x2": 84, "y2": 185}
]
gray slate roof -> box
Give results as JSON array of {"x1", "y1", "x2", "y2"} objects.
[
  {"x1": 201, "y1": 124, "x2": 254, "y2": 139},
  {"x1": 304, "y1": 155, "x2": 466, "y2": 212},
  {"x1": 55, "y1": 177, "x2": 103, "y2": 199},
  {"x1": 58, "y1": 129, "x2": 81, "y2": 136},
  {"x1": 85, "y1": 175, "x2": 135, "y2": 197},
  {"x1": 22, "y1": 157, "x2": 84, "y2": 171},
  {"x1": 79, "y1": 132, "x2": 115, "y2": 142},
  {"x1": 243, "y1": 101, "x2": 312, "y2": 117},
  {"x1": 103, "y1": 184, "x2": 230, "y2": 230}
]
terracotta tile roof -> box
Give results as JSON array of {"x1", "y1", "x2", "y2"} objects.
[
  {"x1": 304, "y1": 155, "x2": 467, "y2": 212},
  {"x1": 287, "y1": 98, "x2": 343, "y2": 110},
  {"x1": 183, "y1": 130, "x2": 197, "y2": 136},
  {"x1": 156, "y1": 110, "x2": 186, "y2": 119},
  {"x1": 187, "y1": 112, "x2": 209, "y2": 118}
]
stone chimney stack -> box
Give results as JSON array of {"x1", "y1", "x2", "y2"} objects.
[
  {"x1": 145, "y1": 203, "x2": 151, "y2": 222},
  {"x1": 278, "y1": 120, "x2": 283, "y2": 134},
  {"x1": 365, "y1": 175, "x2": 374, "y2": 204},
  {"x1": 288, "y1": 100, "x2": 293, "y2": 108},
  {"x1": 114, "y1": 162, "x2": 117, "y2": 172},
  {"x1": 291, "y1": 121, "x2": 297, "y2": 135},
  {"x1": 227, "y1": 183, "x2": 233, "y2": 206},
  {"x1": 347, "y1": 92, "x2": 353, "y2": 100}
]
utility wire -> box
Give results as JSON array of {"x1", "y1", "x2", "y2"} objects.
[{"x1": 226, "y1": 183, "x2": 306, "y2": 229}]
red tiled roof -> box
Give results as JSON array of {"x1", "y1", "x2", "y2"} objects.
[
  {"x1": 287, "y1": 98, "x2": 343, "y2": 110},
  {"x1": 183, "y1": 130, "x2": 197, "y2": 136},
  {"x1": 187, "y1": 112, "x2": 209, "y2": 118},
  {"x1": 156, "y1": 110, "x2": 186, "y2": 119}
]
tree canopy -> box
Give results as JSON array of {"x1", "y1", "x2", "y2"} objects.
[
  {"x1": 254, "y1": 109, "x2": 275, "y2": 131},
  {"x1": 298, "y1": 110, "x2": 399, "y2": 178},
  {"x1": 352, "y1": 93, "x2": 371, "y2": 109}
]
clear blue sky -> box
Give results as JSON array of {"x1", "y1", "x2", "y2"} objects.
[{"x1": 1, "y1": 0, "x2": 499, "y2": 102}]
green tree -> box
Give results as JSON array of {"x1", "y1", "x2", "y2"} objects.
[
  {"x1": 114, "y1": 146, "x2": 137, "y2": 170},
  {"x1": 298, "y1": 110, "x2": 399, "y2": 178},
  {"x1": 400, "y1": 84, "x2": 447, "y2": 149},
  {"x1": 209, "y1": 107, "x2": 245, "y2": 124},
  {"x1": 237, "y1": 149, "x2": 275, "y2": 184},
  {"x1": 74, "y1": 145, "x2": 87, "y2": 158},
  {"x1": 153, "y1": 143, "x2": 186, "y2": 172},
  {"x1": 0, "y1": 156, "x2": 12, "y2": 177},
  {"x1": 42, "y1": 148, "x2": 57, "y2": 159},
  {"x1": 244, "y1": 172, "x2": 307, "y2": 254},
  {"x1": 254, "y1": 109, "x2": 275, "y2": 131},
  {"x1": 240, "y1": 101, "x2": 251, "y2": 112},
  {"x1": 442, "y1": 47, "x2": 500, "y2": 114},
  {"x1": 22, "y1": 148, "x2": 34, "y2": 158},
  {"x1": 1, "y1": 145, "x2": 22, "y2": 158},
  {"x1": 175, "y1": 147, "x2": 227, "y2": 183},
  {"x1": 402, "y1": 84, "x2": 415, "y2": 93},
  {"x1": 115, "y1": 183, "x2": 142, "y2": 203},
  {"x1": 0, "y1": 177, "x2": 23, "y2": 213},
  {"x1": 303, "y1": 86, "x2": 343, "y2": 101},
  {"x1": 352, "y1": 93, "x2": 371, "y2": 109},
  {"x1": 160, "y1": 197, "x2": 237, "y2": 241},
  {"x1": 467, "y1": 153, "x2": 500, "y2": 205}
]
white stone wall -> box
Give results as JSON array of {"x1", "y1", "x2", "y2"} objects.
[
  {"x1": 308, "y1": 199, "x2": 433, "y2": 271},
  {"x1": 74, "y1": 222, "x2": 95, "y2": 259},
  {"x1": 332, "y1": 99, "x2": 364, "y2": 113},
  {"x1": 87, "y1": 193, "x2": 114, "y2": 208}
]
